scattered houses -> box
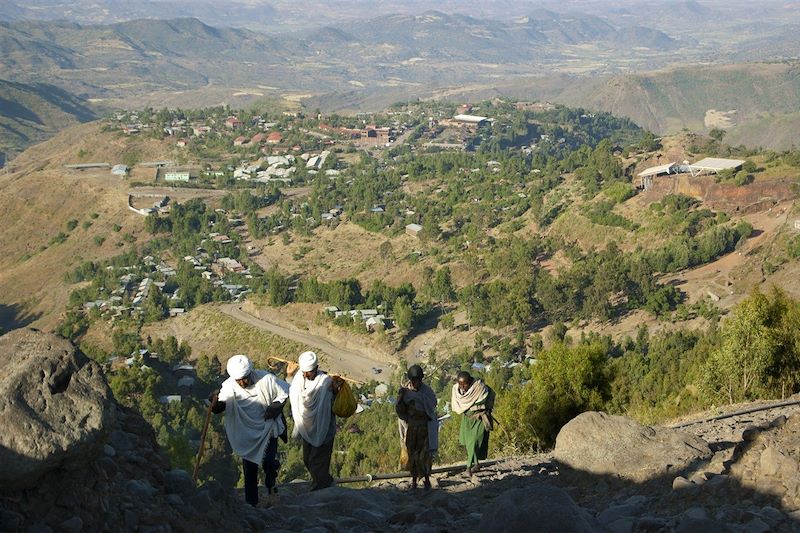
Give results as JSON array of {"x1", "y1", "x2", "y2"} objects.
[{"x1": 405, "y1": 223, "x2": 423, "y2": 238}]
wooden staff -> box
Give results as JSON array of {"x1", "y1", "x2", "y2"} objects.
[
  {"x1": 267, "y1": 355, "x2": 364, "y2": 385},
  {"x1": 192, "y1": 398, "x2": 214, "y2": 483}
]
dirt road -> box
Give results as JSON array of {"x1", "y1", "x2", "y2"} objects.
[{"x1": 219, "y1": 304, "x2": 393, "y2": 383}]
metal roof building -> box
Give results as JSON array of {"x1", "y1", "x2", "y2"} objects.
[
  {"x1": 637, "y1": 162, "x2": 678, "y2": 178},
  {"x1": 453, "y1": 114, "x2": 488, "y2": 124},
  {"x1": 687, "y1": 158, "x2": 745, "y2": 176}
]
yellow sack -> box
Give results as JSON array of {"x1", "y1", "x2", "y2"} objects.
[
  {"x1": 332, "y1": 380, "x2": 357, "y2": 418},
  {"x1": 400, "y1": 442, "x2": 410, "y2": 470}
]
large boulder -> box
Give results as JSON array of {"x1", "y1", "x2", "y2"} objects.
[
  {"x1": 0, "y1": 328, "x2": 115, "y2": 489},
  {"x1": 554, "y1": 411, "x2": 711, "y2": 482},
  {"x1": 477, "y1": 484, "x2": 598, "y2": 532}
]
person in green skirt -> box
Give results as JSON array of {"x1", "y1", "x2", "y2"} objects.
[{"x1": 451, "y1": 371, "x2": 495, "y2": 475}]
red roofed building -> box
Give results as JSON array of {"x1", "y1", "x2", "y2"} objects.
[
  {"x1": 233, "y1": 136, "x2": 249, "y2": 146},
  {"x1": 266, "y1": 132, "x2": 283, "y2": 144},
  {"x1": 251, "y1": 133, "x2": 266, "y2": 144},
  {"x1": 225, "y1": 116, "x2": 243, "y2": 129}
]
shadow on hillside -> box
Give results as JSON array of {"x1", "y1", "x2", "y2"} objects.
[
  {"x1": 30, "y1": 82, "x2": 97, "y2": 123},
  {"x1": 262, "y1": 442, "x2": 800, "y2": 531},
  {"x1": 0, "y1": 304, "x2": 42, "y2": 334}
]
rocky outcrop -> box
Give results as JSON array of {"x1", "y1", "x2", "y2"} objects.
[
  {"x1": 0, "y1": 329, "x2": 252, "y2": 532},
  {"x1": 0, "y1": 328, "x2": 115, "y2": 489},
  {"x1": 553, "y1": 411, "x2": 712, "y2": 482},
  {"x1": 727, "y1": 413, "x2": 800, "y2": 511},
  {"x1": 477, "y1": 484, "x2": 598, "y2": 532}
]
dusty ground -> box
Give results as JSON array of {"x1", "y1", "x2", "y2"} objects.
[{"x1": 251, "y1": 221, "x2": 431, "y2": 288}]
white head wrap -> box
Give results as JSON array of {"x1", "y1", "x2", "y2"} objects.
[
  {"x1": 298, "y1": 351, "x2": 318, "y2": 372},
  {"x1": 226, "y1": 354, "x2": 252, "y2": 380}
]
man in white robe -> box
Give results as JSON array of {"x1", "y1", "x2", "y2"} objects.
[
  {"x1": 288, "y1": 351, "x2": 340, "y2": 491},
  {"x1": 210, "y1": 354, "x2": 288, "y2": 506}
]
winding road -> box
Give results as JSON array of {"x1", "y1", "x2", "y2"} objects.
[{"x1": 219, "y1": 303, "x2": 393, "y2": 383}]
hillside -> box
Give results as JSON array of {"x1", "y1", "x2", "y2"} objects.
[
  {"x1": 724, "y1": 112, "x2": 800, "y2": 151},
  {"x1": 554, "y1": 63, "x2": 800, "y2": 137},
  {"x1": 0, "y1": 121, "x2": 181, "y2": 332},
  {"x1": 0, "y1": 78, "x2": 96, "y2": 161}
]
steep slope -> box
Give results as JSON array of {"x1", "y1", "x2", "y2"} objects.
[
  {"x1": 724, "y1": 112, "x2": 800, "y2": 151},
  {"x1": 0, "y1": 122, "x2": 171, "y2": 331},
  {"x1": 0, "y1": 78, "x2": 96, "y2": 158},
  {"x1": 556, "y1": 63, "x2": 800, "y2": 136},
  {"x1": 0, "y1": 328, "x2": 252, "y2": 531}
]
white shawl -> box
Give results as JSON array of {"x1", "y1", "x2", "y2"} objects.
[
  {"x1": 289, "y1": 371, "x2": 334, "y2": 447},
  {"x1": 218, "y1": 370, "x2": 288, "y2": 464}
]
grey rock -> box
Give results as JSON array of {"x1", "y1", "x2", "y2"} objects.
[
  {"x1": 477, "y1": 485, "x2": 595, "y2": 533},
  {"x1": 742, "y1": 517, "x2": 771, "y2": 533},
  {"x1": 96, "y1": 456, "x2": 117, "y2": 477},
  {"x1": 188, "y1": 489, "x2": 213, "y2": 510},
  {"x1": 759, "y1": 446, "x2": 798, "y2": 477},
  {"x1": 676, "y1": 516, "x2": 725, "y2": 533},
  {"x1": 672, "y1": 476, "x2": 695, "y2": 491},
  {"x1": 758, "y1": 505, "x2": 785, "y2": 525},
  {"x1": 0, "y1": 510, "x2": 25, "y2": 530},
  {"x1": 109, "y1": 430, "x2": 135, "y2": 452},
  {"x1": 27, "y1": 525, "x2": 53, "y2": 533},
  {"x1": 166, "y1": 494, "x2": 184, "y2": 506},
  {"x1": 683, "y1": 507, "x2": 709, "y2": 520},
  {"x1": 123, "y1": 510, "x2": 139, "y2": 529},
  {"x1": 771, "y1": 415, "x2": 787, "y2": 428},
  {"x1": 351, "y1": 508, "x2": 385, "y2": 523},
  {"x1": 102, "y1": 444, "x2": 116, "y2": 457},
  {"x1": 408, "y1": 525, "x2": 439, "y2": 533},
  {"x1": 553, "y1": 412, "x2": 711, "y2": 482},
  {"x1": 623, "y1": 495, "x2": 649, "y2": 506},
  {"x1": 0, "y1": 329, "x2": 115, "y2": 489},
  {"x1": 389, "y1": 509, "x2": 417, "y2": 525},
  {"x1": 705, "y1": 474, "x2": 730, "y2": 489},
  {"x1": 417, "y1": 507, "x2": 447, "y2": 524},
  {"x1": 597, "y1": 504, "x2": 641, "y2": 525},
  {"x1": 606, "y1": 518, "x2": 634, "y2": 533},
  {"x1": 742, "y1": 427, "x2": 760, "y2": 441},
  {"x1": 58, "y1": 517, "x2": 83, "y2": 533},
  {"x1": 164, "y1": 469, "x2": 195, "y2": 495},
  {"x1": 636, "y1": 516, "x2": 667, "y2": 531},
  {"x1": 126, "y1": 479, "x2": 157, "y2": 498}
]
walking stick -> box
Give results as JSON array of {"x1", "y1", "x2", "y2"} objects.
[{"x1": 193, "y1": 398, "x2": 214, "y2": 483}]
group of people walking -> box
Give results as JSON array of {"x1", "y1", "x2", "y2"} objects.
[{"x1": 210, "y1": 352, "x2": 495, "y2": 506}]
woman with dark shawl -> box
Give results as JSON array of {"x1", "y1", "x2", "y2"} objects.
[{"x1": 395, "y1": 364, "x2": 438, "y2": 490}]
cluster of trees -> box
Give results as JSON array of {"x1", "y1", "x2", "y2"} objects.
[{"x1": 262, "y1": 269, "x2": 433, "y2": 335}]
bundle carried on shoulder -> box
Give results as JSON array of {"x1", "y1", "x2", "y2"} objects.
[{"x1": 332, "y1": 378, "x2": 357, "y2": 418}]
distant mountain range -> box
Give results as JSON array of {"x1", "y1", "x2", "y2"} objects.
[
  {"x1": 2, "y1": 7, "x2": 800, "y2": 154},
  {"x1": 0, "y1": 13, "x2": 689, "y2": 99}
]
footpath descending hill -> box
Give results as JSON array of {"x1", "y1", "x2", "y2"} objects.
[{"x1": 2, "y1": 328, "x2": 800, "y2": 532}]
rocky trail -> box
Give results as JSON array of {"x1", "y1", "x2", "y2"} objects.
[
  {"x1": 3, "y1": 328, "x2": 800, "y2": 532},
  {"x1": 254, "y1": 399, "x2": 800, "y2": 533}
]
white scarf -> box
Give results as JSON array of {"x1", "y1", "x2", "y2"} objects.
[
  {"x1": 451, "y1": 378, "x2": 491, "y2": 415},
  {"x1": 218, "y1": 370, "x2": 288, "y2": 464},
  {"x1": 289, "y1": 371, "x2": 333, "y2": 447}
]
